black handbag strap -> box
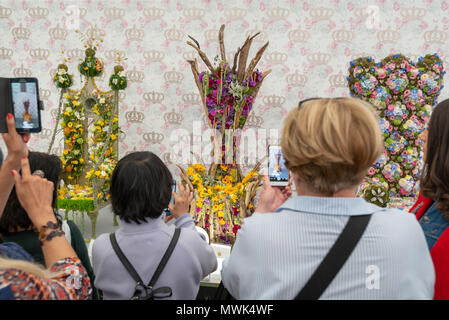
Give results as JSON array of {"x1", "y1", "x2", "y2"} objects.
[
  {"x1": 109, "y1": 228, "x2": 181, "y2": 299},
  {"x1": 295, "y1": 214, "x2": 371, "y2": 300}
]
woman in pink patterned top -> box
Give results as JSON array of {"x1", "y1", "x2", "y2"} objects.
[{"x1": 0, "y1": 114, "x2": 91, "y2": 300}]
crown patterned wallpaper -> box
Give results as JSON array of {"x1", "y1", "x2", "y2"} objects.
[{"x1": 1, "y1": 0, "x2": 449, "y2": 177}]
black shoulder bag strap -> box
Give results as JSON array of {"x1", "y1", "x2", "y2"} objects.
[
  {"x1": 295, "y1": 214, "x2": 371, "y2": 300},
  {"x1": 109, "y1": 227, "x2": 181, "y2": 300}
]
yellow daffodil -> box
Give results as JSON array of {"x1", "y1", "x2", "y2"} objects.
[
  {"x1": 222, "y1": 176, "x2": 231, "y2": 184},
  {"x1": 217, "y1": 211, "x2": 224, "y2": 218},
  {"x1": 193, "y1": 164, "x2": 205, "y2": 173},
  {"x1": 219, "y1": 219, "x2": 226, "y2": 225},
  {"x1": 67, "y1": 122, "x2": 73, "y2": 127},
  {"x1": 220, "y1": 164, "x2": 228, "y2": 171},
  {"x1": 110, "y1": 134, "x2": 117, "y2": 140},
  {"x1": 186, "y1": 167, "x2": 195, "y2": 176}
]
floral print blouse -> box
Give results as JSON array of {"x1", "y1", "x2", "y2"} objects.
[{"x1": 0, "y1": 257, "x2": 92, "y2": 300}]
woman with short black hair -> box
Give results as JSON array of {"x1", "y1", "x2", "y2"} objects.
[{"x1": 92, "y1": 151, "x2": 217, "y2": 300}]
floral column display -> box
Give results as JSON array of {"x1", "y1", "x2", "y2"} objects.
[
  {"x1": 50, "y1": 32, "x2": 127, "y2": 239},
  {"x1": 180, "y1": 25, "x2": 270, "y2": 244}
]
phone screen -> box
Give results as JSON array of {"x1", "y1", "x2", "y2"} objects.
[
  {"x1": 268, "y1": 146, "x2": 289, "y2": 186},
  {"x1": 165, "y1": 180, "x2": 177, "y2": 216},
  {"x1": 11, "y1": 79, "x2": 41, "y2": 132},
  {"x1": 171, "y1": 180, "x2": 176, "y2": 205}
]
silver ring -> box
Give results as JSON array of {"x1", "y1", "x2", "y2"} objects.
[{"x1": 32, "y1": 170, "x2": 45, "y2": 178}]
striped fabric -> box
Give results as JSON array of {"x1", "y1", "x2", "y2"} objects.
[{"x1": 221, "y1": 196, "x2": 435, "y2": 300}]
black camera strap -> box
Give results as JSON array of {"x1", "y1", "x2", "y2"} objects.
[
  {"x1": 109, "y1": 227, "x2": 181, "y2": 300},
  {"x1": 295, "y1": 214, "x2": 372, "y2": 300}
]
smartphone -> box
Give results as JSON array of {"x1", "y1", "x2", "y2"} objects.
[
  {"x1": 0, "y1": 77, "x2": 42, "y2": 133},
  {"x1": 164, "y1": 180, "x2": 177, "y2": 216},
  {"x1": 268, "y1": 145, "x2": 289, "y2": 186}
]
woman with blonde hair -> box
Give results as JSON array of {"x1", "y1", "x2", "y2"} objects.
[
  {"x1": 0, "y1": 114, "x2": 91, "y2": 299},
  {"x1": 221, "y1": 97, "x2": 434, "y2": 300}
]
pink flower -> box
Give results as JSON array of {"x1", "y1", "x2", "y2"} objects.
[
  {"x1": 404, "y1": 90, "x2": 411, "y2": 96},
  {"x1": 387, "y1": 104, "x2": 394, "y2": 111},
  {"x1": 368, "y1": 168, "x2": 376, "y2": 175}
]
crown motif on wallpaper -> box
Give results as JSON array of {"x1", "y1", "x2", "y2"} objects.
[
  {"x1": 183, "y1": 8, "x2": 205, "y2": 20},
  {"x1": 12, "y1": 24, "x2": 31, "y2": 40},
  {"x1": 104, "y1": 49, "x2": 125, "y2": 61},
  {"x1": 266, "y1": 7, "x2": 290, "y2": 21},
  {"x1": 51, "y1": 145, "x2": 63, "y2": 155},
  {"x1": 164, "y1": 68, "x2": 184, "y2": 83},
  {"x1": 353, "y1": 7, "x2": 369, "y2": 20},
  {"x1": 28, "y1": 7, "x2": 49, "y2": 19},
  {"x1": 125, "y1": 108, "x2": 145, "y2": 123},
  {"x1": 307, "y1": 52, "x2": 331, "y2": 65},
  {"x1": 162, "y1": 152, "x2": 174, "y2": 164},
  {"x1": 86, "y1": 26, "x2": 106, "y2": 41},
  {"x1": 263, "y1": 94, "x2": 286, "y2": 108},
  {"x1": 78, "y1": 7, "x2": 87, "y2": 18},
  {"x1": 182, "y1": 93, "x2": 201, "y2": 105},
  {"x1": 143, "y1": 91, "x2": 165, "y2": 104},
  {"x1": 49, "y1": 24, "x2": 67, "y2": 40},
  {"x1": 29, "y1": 48, "x2": 50, "y2": 60},
  {"x1": 224, "y1": 7, "x2": 247, "y2": 21},
  {"x1": 0, "y1": 47, "x2": 13, "y2": 60},
  {"x1": 246, "y1": 29, "x2": 268, "y2": 43},
  {"x1": 118, "y1": 91, "x2": 126, "y2": 102},
  {"x1": 39, "y1": 88, "x2": 51, "y2": 100},
  {"x1": 424, "y1": 28, "x2": 448, "y2": 44},
  {"x1": 180, "y1": 133, "x2": 202, "y2": 145},
  {"x1": 0, "y1": 5, "x2": 11, "y2": 18},
  {"x1": 143, "y1": 50, "x2": 165, "y2": 62},
  {"x1": 245, "y1": 112, "x2": 263, "y2": 128},
  {"x1": 143, "y1": 7, "x2": 165, "y2": 19},
  {"x1": 377, "y1": 27, "x2": 400, "y2": 43},
  {"x1": 332, "y1": 27, "x2": 354, "y2": 43},
  {"x1": 66, "y1": 48, "x2": 84, "y2": 59},
  {"x1": 164, "y1": 26, "x2": 184, "y2": 42},
  {"x1": 118, "y1": 131, "x2": 126, "y2": 142},
  {"x1": 205, "y1": 28, "x2": 220, "y2": 42},
  {"x1": 37, "y1": 128, "x2": 52, "y2": 139},
  {"x1": 329, "y1": 71, "x2": 346, "y2": 88},
  {"x1": 183, "y1": 51, "x2": 198, "y2": 61},
  {"x1": 104, "y1": 7, "x2": 125, "y2": 20},
  {"x1": 164, "y1": 109, "x2": 183, "y2": 125},
  {"x1": 288, "y1": 27, "x2": 310, "y2": 43},
  {"x1": 400, "y1": 7, "x2": 426, "y2": 20},
  {"x1": 143, "y1": 131, "x2": 164, "y2": 144},
  {"x1": 310, "y1": 7, "x2": 334, "y2": 21},
  {"x1": 126, "y1": 67, "x2": 145, "y2": 82},
  {"x1": 286, "y1": 70, "x2": 307, "y2": 87},
  {"x1": 265, "y1": 51, "x2": 288, "y2": 65},
  {"x1": 50, "y1": 108, "x2": 59, "y2": 121},
  {"x1": 14, "y1": 64, "x2": 31, "y2": 77},
  {"x1": 49, "y1": 68, "x2": 58, "y2": 79},
  {"x1": 125, "y1": 25, "x2": 145, "y2": 41}
]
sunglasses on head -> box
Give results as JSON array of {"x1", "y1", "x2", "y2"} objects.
[{"x1": 298, "y1": 97, "x2": 345, "y2": 109}]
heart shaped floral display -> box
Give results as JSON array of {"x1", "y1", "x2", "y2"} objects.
[{"x1": 347, "y1": 54, "x2": 445, "y2": 198}]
